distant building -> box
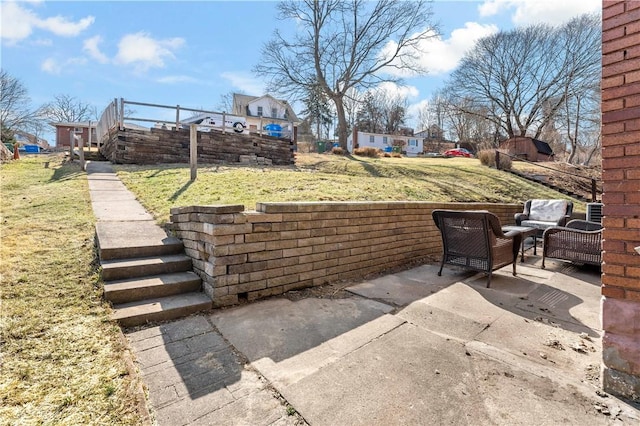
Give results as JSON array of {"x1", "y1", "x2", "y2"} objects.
[
  {"x1": 49, "y1": 121, "x2": 97, "y2": 148},
  {"x1": 499, "y1": 136, "x2": 554, "y2": 162},
  {"x1": 232, "y1": 93, "x2": 299, "y2": 141},
  {"x1": 14, "y1": 130, "x2": 50, "y2": 150},
  {"x1": 348, "y1": 129, "x2": 424, "y2": 157}
]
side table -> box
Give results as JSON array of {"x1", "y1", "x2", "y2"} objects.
[{"x1": 502, "y1": 225, "x2": 538, "y2": 262}]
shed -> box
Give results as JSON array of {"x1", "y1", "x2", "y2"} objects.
[{"x1": 499, "y1": 137, "x2": 554, "y2": 162}]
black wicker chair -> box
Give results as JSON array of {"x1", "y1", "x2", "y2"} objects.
[
  {"x1": 515, "y1": 199, "x2": 573, "y2": 237},
  {"x1": 432, "y1": 210, "x2": 523, "y2": 287},
  {"x1": 542, "y1": 219, "x2": 602, "y2": 268}
]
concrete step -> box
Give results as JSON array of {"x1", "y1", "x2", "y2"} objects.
[
  {"x1": 101, "y1": 254, "x2": 192, "y2": 281},
  {"x1": 111, "y1": 292, "x2": 212, "y2": 328},
  {"x1": 104, "y1": 271, "x2": 202, "y2": 304},
  {"x1": 96, "y1": 221, "x2": 184, "y2": 260}
]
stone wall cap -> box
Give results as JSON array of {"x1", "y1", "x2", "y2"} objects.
[{"x1": 170, "y1": 205, "x2": 245, "y2": 215}]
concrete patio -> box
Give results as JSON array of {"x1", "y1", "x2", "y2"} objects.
[{"x1": 126, "y1": 257, "x2": 640, "y2": 425}]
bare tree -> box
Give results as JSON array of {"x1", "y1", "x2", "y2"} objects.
[
  {"x1": 254, "y1": 0, "x2": 437, "y2": 150},
  {"x1": 0, "y1": 69, "x2": 34, "y2": 133},
  {"x1": 38, "y1": 94, "x2": 96, "y2": 123},
  {"x1": 444, "y1": 14, "x2": 600, "y2": 140}
]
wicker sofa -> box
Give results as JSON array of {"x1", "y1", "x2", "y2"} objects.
[
  {"x1": 432, "y1": 210, "x2": 523, "y2": 287},
  {"x1": 541, "y1": 219, "x2": 603, "y2": 268},
  {"x1": 515, "y1": 199, "x2": 574, "y2": 237}
]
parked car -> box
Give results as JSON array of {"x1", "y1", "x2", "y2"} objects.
[
  {"x1": 181, "y1": 113, "x2": 246, "y2": 133},
  {"x1": 444, "y1": 148, "x2": 473, "y2": 158}
]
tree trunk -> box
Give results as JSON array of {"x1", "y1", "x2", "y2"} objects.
[{"x1": 333, "y1": 96, "x2": 349, "y2": 150}]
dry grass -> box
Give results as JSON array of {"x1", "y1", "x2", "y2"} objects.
[
  {"x1": 0, "y1": 154, "x2": 142, "y2": 425},
  {"x1": 114, "y1": 153, "x2": 582, "y2": 225}
]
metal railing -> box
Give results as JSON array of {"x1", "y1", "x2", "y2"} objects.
[
  {"x1": 495, "y1": 150, "x2": 600, "y2": 202},
  {"x1": 95, "y1": 98, "x2": 295, "y2": 145}
]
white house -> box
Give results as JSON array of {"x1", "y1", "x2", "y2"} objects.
[
  {"x1": 232, "y1": 93, "x2": 299, "y2": 140},
  {"x1": 347, "y1": 130, "x2": 424, "y2": 156}
]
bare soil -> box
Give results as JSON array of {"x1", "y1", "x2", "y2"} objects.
[{"x1": 512, "y1": 161, "x2": 602, "y2": 201}]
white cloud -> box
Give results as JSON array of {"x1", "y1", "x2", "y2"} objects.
[
  {"x1": 377, "y1": 82, "x2": 419, "y2": 99},
  {"x1": 420, "y1": 22, "x2": 499, "y2": 75},
  {"x1": 41, "y1": 57, "x2": 61, "y2": 74},
  {"x1": 41, "y1": 56, "x2": 88, "y2": 75},
  {"x1": 0, "y1": 1, "x2": 93, "y2": 44},
  {"x1": 221, "y1": 71, "x2": 265, "y2": 95},
  {"x1": 479, "y1": 0, "x2": 600, "y2": 26},
  {"x1": 114, "y1": 32, "x2": 184, "y2": 73},
  {"x1": 383, "y1": 22, "x2": 498, "y2": 77},
  {"x1": 83, "y1": 36, "x2": 109, "y2": 64}
]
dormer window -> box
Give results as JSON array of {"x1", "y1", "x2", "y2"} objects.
[
  {"x1": 271, "y1": 108, "x2": 278, "y2": 118},
  {"x1": 257, "y1": 106, "x2": 263, "y2": 116}
]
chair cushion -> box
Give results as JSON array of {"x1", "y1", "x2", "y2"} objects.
[
  {"x1": 529, "y1": 200, "x2": 567, "y2": 222},
  {"x1": 520, "y1": 219, "x2": 557, "y2": 231}
]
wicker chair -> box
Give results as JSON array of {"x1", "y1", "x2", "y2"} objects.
[
  {"x1": 432, "y1": 210, "x2": 523, "y2": 287},
  {"x1": 541, "y1": 219, "x2": 602, "y2": 268}
]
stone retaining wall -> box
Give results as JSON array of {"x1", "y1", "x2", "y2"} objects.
[
  {"x1": 169, "y1": 201, "x2": 522, "y2": 307},
  {"x1": 100, "y1": 127, "x2": 294, "y2": 165}
]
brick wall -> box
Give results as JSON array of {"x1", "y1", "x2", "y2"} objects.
[
  {"x1": 100, "y1": 127, "x2": 294, "y2": 165},
  {"x1": 168, "y1": 202, "x2": 522, "y2": 307},
  {"x1": 601, "y1": 0, "x2": 640, "y2": 401}
]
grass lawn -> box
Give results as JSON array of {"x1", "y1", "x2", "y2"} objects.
[
  {"x1": 115, "y1": 153, "x2": 583, "y2": 225},
  {"x1": 1, "y1": 154, "x2": 142, "y2": 425}
]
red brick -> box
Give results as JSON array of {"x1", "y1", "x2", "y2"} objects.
[
  {"x1": 602, "y1": 284, "x2": 626, "y2": 299},
  {"x1": 603, "y1": 263, "x2": 626, "y2": 275},
  {"x1": 603, "y1": 57, "x2": 640, "y2": 78},
  {"x1": 603, "y1": 157, "x2": 640, "y2": 171},
  {"x1": 625, "y1": 143, "x2": 640, "y2": 155},
  {"x1": 626, "y1": 289, "x2": 640, "y2": 302},
  {"x1": 603, "y1": 31, "x2": 640, "y2": 54},
  {"x1": 626, "y1": 93, "x2": 640, "y2": 108},
  {"x1": 628, "y1": 266, "x2": 640, "y2": 278},
  {"x1": 603, "y1": 217, "x2": 626, "y2": 228},
  {"x1": 603, "y1": 239, "x2": 626, "y2": 252},
  {"x1": 602, "y1": 169, "x2": 625, "y2": 181},
  {"x1": 603, "y1": 7, "x2": 640, "y2": 31},
  {"x1": 628, "y1": 0, "x2": 640, "y2": 11},
  {"x1": 603, "y1": 252, "x2": 640, "y2": 266},
  {"x1": 604, "y1": 26, "x2": 627, "y2": 43},
  {"x1": 602, "y1": 81, "x2": 640, "y2": 101},
  {"x1": 629, "y1": 20, "x2": 640, "y2": 35},
  {"x1": 603, "y1": 105, "x2": 640, "y2": 123},
  {"x1": 602, "y1": 98, "x2": 625, "y2": 112},
  {"x1": 602, "y1": 122, "x2": 625, "y2": 134},
  {"x1": 626, "y1": 192, "x2": 640, "y2": 203},
  {"x1": 602, "y1": 274, "x2": 640, "y2": 288},
  {"x1": 603, "y1": 1, "x2": 626, "y2": 19},
  {"x1": 604, "y1": 204, "x2": 640, "y2": 217},
  {"x1": 602, "y1": 145, "x2": 625, "y2": 157},
  {"x1": 603, "y1": 50, "x2": 625, "y2": 66},
  {"x1": 603, "y1": 75, "x2": 626, "y2": 90}
]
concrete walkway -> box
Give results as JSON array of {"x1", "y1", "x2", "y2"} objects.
[{"x1": 87, "y1": 162, "x2": 640, "y2": 425}]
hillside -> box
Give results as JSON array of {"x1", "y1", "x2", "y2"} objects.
[{"x1": 114, "y1": 153, "x2": 587, "y2": 225}]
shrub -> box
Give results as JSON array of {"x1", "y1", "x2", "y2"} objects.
[
  {"x1": 391, "y1": 152, "x2": 403, "y2": 158},
  {"x1": 478, "y1": 149, "x2": 512, "y2": 170},
  {"x1": 353, "y1": 147, "x2": 382, "y2": 157},
  {"x1": 331, "y1": 146, "x2": 346, "y2": 155}
]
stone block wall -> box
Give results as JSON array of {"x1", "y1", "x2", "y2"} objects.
[
  {"x1": 168, "y1": 201, "x2": 522, "y2": 307},
  {"x1": 601, "y1": 0, "x2": 640, "y2": 401},
  {"x1": 100, "y1": 126, "x2": 294, "y2": 165}
]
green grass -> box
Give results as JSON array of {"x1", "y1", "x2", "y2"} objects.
[
  {"x1": 115, "y1": 153, "x2": 582, "y2": 224},
  {"x1": 0, "y1": 154, "x2": 141, "y2": 425}
]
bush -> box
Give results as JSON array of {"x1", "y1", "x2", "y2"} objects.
[
  {"x1": 331, "y1": 146, "x2": 346, "y2": 155},
  {"x1": 353, "y1": 147, "x2": 382, "y2": 157},
  {"x1": 391, "y1": 152, "x2": 403, "y2": 158},
  {"x1": 478, "y1": 149, "x2": 512, "y2": 170}
]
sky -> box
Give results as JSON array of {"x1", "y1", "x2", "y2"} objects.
[{"x1": 1, "y1": 0, "x2": 601, "y2": 145}]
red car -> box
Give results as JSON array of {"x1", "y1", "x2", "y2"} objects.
[{"x1": 444, "y1": 148, "x2": 473, "y2": 158}]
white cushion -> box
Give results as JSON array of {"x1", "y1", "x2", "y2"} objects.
[{"x1": 529, "y1": 200, "x2": 567, "y2": 222}]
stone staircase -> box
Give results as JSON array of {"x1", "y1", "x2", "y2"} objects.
[{"x1": 97, "y1": 221, "x2": 212, "y2": 328}]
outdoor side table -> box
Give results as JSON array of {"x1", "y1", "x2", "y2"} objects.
[{"x1": 501, "y1": 225, "x2": 538, "y2": 262}]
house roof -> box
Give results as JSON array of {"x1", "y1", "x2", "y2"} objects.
[
  {"x1": 531, "y1": 138, "x2": 554, "y2": 155},
  {"x1": 232, "y1": 93, "x2": 299, "y2": 122},
  {"x1": 49, "y1": 121, "x2": 96, "y2": 128}
]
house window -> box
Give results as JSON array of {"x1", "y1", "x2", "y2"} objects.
[
  {"x1": 382, "y1": 136, "x2": 388, "y2": 144},
  {"x1": 74, "y1": 127, "x2": 83, "y2": 133},
  {"x1": 408, "y1": 139, "x2": 417, "y2": 147},
  {"x1": 271, "y1": 108, "x2": 278, "y2": 118},
  {"x1": 369, "y1": 135, "x2": 375, "y2": 143},
  {"x1": 257, "y1": 106, "x2": 263, "y2": 116}
]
